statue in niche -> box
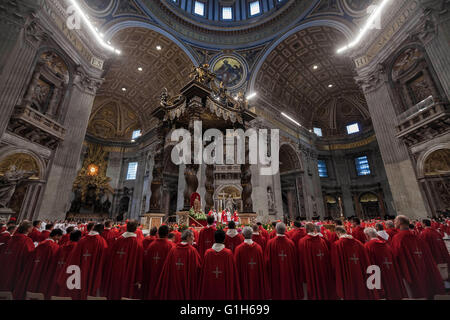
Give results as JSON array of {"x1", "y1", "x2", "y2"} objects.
[
  {"x1": 69, "y1": 186, "x2": 82, "y2": 213},
  {"x1": 267, "y1": 186, "x2": 275, "y2": 215},
  {"x1": 102, "y1": 198, "x2": 111, "y2": 214},
  {"x1": 225, "y1": 194, "x2": 236, "y2": 212},
  {"x1": 0, "y1": 165, "x2": 36, "y2": 209}
]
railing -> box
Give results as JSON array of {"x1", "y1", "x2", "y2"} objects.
[{"x1": 397, "y1": 95, "x2": 434, "y2": 123}]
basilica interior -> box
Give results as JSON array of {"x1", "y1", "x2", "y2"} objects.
[{"x1": 0, "y1": 0, "x2": 449, "y2": 224}]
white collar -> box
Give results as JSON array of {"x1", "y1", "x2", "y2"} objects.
[
  {"x1": 276, "y1": 234, "x2": 286, "y2": 237},
  {"x1": 226, "y1": 229, "x2": 238, "y2": 237},
  {"x1": 307, "y1": 232, "x2": 322, "y2": 237},
  {"x1": 207, "y1": 224, "x2": 214, "y2": 228},
  {"x1": 181, "y1": 241, "x2": 188, "y2": 245},
  {"x1": 47, "y1": 238, "x2": 55, "y2": 243},
  {"x1": 244, "y1": 239, "x2": 253, "y2": 245},
  {"x1": 252, "y1": 232, "x2": 259, "y2": 235},
  {"x1": 122, "y1": 232, "x2": 137, "y2": 238},
  {"x1": 212, "y1": 243, "x2": 225, "y2": 252},
  {"x1": 1, "y1": 231, "x2": 10, "y2": 235},
  {"x1": 339, "y1": 234, "x2": 353, "y2": 239},
  {"x1": 88, "y1": 231, "x2": 99, "y2": 236}
]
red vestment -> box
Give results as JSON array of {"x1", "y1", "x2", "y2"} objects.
[
  {"x1": 221, "y1": 211, "x2": 227, "y2": 223},
  {"x1": 143, "y1": 235, "x2": 156, "y2": 249},
  {"x1": 419, "y1": 228, "x2": 450, "y2": 267},
  {"x1": 38, "y1": 230, "x2": 51, "y2": 242},
  {"x1": 29, "y1": 227, "x2": 41, "y2": 243},
  {"x1": 59, "y1": 233, "x2": 70, "y2": 246},
  {"x1": 101, "y1": 228, "x2": 117, "y2": 247},
  {"x1": 155, "y1": 242, "x2": 201, "y2": 300},
  {"x1": 224, "y1": 230, "x2": 244, "y2": 253},
  {"x1": 102, "y1": 233, "x2": 144, "y2": 300},
  {"x1": 391, "y1": 230, "x2": 445, "y2": 298},
  {"x1": 46, "y1": 241, "x2": 78, "y2": 298},
  {"x1": 198, "y1": 247, "x2": 241, "y2": 300},
  {"x1": 198, "y1": 225, "x2": 216, "y2": 258},
  {"x1": 298, "y1": 234, "x2": 335, "y2": 300},
  {"x1": 364, "y1": 239, "x2": 406, "y2": 300},
  {"x1": 265, "y1": 236, "x2": 302, "y2": 300},
  {"x1": 144, "y1": 238, "x2": 174, "y2": 299},
  {"x1": 0, "y1": 231, "x2": 11, "y2": 253},
  {"x1": 351, "y1": 226, "x2": 366, "y2": 243},
  {"x1": 269, "y1": 229, "x2": 277, "y2": 240},
  {"x1": 234, "y1": 242, "x2": 269, "y2": 300},
  {"x1": 259, "y1": 226, "x2": 269, "y2": 241},
  {"x1": 13, "y1": 239, "x2": 60, "y2": 299},
  {"x1": 0, "y1": 233, "x2": 35, "y2": 291},
  {"x1": 252, "y1": 233, "x2": 267, "y2": 252},
  {"x1": 289, "y1": 228, "x2": 307, "y2": 249},
  {"x1": 63, "y1": 233, "x2": 108, "y2": 299},
  {"x1": 386, "y1": 228, "x2": 398, "y2": 241},
  {"x1": 331, "y1": 236, "x2": 374, "y2": 300}
]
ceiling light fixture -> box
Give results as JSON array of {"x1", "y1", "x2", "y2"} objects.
[
  {"x1": 281, "y1": 112, "x2": 302, "y2": 127},
  {"x1": 313, "y1": 65, "x2": 318, "y2": 70},
  {"x1": 246, "y1": 92, "x2": 257, "y2": 100},
  {"x1": 68, "y1": 0, "x2": 121, "y2": 55},
  {"x1": 328, "y1": 84, "x2": 333, "y2": 88},
  {"x1": 122, "y1": 87, "x2": 127, "y2": 92},
  {"x1": 156, "y1": 45, "x2": 162, "y2": 51},
  {"x1": 337, "y1": 0, "x2": 392, "y2": 54},
  {"x1": 138, "y1": 67, "x2": 143, "y2": 72}
]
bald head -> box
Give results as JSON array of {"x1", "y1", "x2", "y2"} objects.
[
  {"x1": 276, "y1": 222, "x2": 286, "y2": 235},
  {"x1": 242, "y1": 227, "x2": 253, "y2": 240}
]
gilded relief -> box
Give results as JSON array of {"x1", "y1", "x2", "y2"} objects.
[
  {"x1": 424, "y1": 149, "x2": 450, "y2": 176},
  {"x1": 0, "y1": 153, "x2": 40, "y2": 179}
]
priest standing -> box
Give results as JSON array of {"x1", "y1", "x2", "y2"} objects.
[
  {"x1": 102, "y1": 220, "x2": 144, "y2": 300},
  {"x1": 224, "y1": 221, "x2": 244, "y2": 253},
  {"x1": 64, "y1": 224, "x2": 109, "y2": 300},
  {"x1": 364, "y1": 227, "x2": 406, "y2": 300},
  {"x1": 265, "y1": 222, "x2": 302, "y2": 300},
  {"x1": 234, "y1": 227, "x2": 269, "y2": 300},
  {"x1": 144, "y1": 225, "x2": 174, "y2": 300},
  {"x1": 332, "y1": 226, "x2": 374, "y2": 300},
  {"x1": 391, "y1": 215, "x2": 445, "y2": 299},
  {"x1": 298, "y1": 223, "x2": 335, "y2": 300},
  {"x1": 198, "y1": 216, "x2": 216, "y2": 258},
  {"x1": 156, "y1": 229, "x2": 201, "y2": 300},
  {"x1": 0, "y1": 221, "x2": 35, "y2": 292},
  {"x1": 198, "y1": 230, "x2": 241, "y2": 300}
]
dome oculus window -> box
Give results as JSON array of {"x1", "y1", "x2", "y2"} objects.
[
  {"x1": 346, "y1": 123, "x2": 360, "y2": 135},
  {"x1": 313, "y1": 127, "x2": 323, "y2": 137}
]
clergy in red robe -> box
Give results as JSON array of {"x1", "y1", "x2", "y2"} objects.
[
  {"x1": 103, "y1": 220, "x2": 143, "y2": 300},
  {"x1": 351, "y1": 217, "x2": 366, "y2": 244},
  {"x1": 198, "y1": 216, "x2": 216, "y2": 258},
  {"x1": 234, "y1": 227, "x2": 269, "y2": 300},
  {"x1": 364, "y1": 227, "x2": 406, "y2": 300},
  {"x1": 257, "y1": 223, "x2": 269, "y2": 241},
  {"x1": 59, "y1": 226, "x2": 75, "y2": 247},
  {"x1": 198, "y1": 229, "x2": 241, "y2": 300},
  {"x1": 252, "y1": 224, "x2": 267, "y2": 252},
  {"x1": 38, "y1": 223, "x2": 54, "y2": 243},
  {"x1": 47, "y1": 230, "x2": 82, "y2": 298},
  {"x1": 63, "y1": 224, "x2": 109, "y2": 300},
  {"x1": 144, "y1": 225, "x2": 174, "y2": 300},
  {"x1": 332, "y1": 226, "x2": 374, "y2": 300},
  {"x1": 265, "y1": 222, "x2": 302, "y2": 300},
  {"x1": 419, "y1": 219, "x2": 450, "y2": 276},
  {"x1": 101, "y1": 221, "x2": 117, "y2": 247},
  {"x1": 0, "y1": 221, "x2": 35, "y2": 292},
  {"x1": 268, "y1": 222, "x2": 278, "y2": 240},
  {"x1": 29, "y1": 220, "x2": 42, "y2": 243},
  {"x1": 221, "y1": 210, "x2": 227, "y2": 224},
  {"x1": 155, "y1": 229, "x2": 201, "y2": 300},
  {"x1": 13, "y1": 229, "x2": 63, "y2": 299},
  {"x1": 391, "y1": 216, "x2": 445, "y2": 299},
  {"x1": 0, "y1": 225, "x2": 15, "y2": 254},
  {"x1": 385, "y1": 220, "x2": 398, "y2": 241},
  {"x1": 143, "y1": 227, "x2": 158, "y2": 249},
  {"x1": 289, "y1": 221, "x2": 306, "y2": 249},
  {"x1": 298, "y1": 223, "x2": 335, "y2": 300},
  {"x1": 224, "y1": 221, "x2": 244, "y2": 253}
]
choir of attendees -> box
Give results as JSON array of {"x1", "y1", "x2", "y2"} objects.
[{"x1": 0, "y1": 214, "x2": 448, "y2": 300}]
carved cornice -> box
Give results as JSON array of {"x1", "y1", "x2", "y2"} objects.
[
  {"x1": 355, "y1": 64, "x2": 389, "y2": 94},
  {"x1": 73, "y1": 66, "x2": 103, "y2": 96}
]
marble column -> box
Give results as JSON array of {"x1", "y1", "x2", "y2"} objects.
[
  {"x1": 357, "y1": 68, "x2": 429, "y2": 218},
  {"x1": 0, "y1": 2, "x2": 45, "y2": 137},
  {"x1": 38, "y1": 68, "x2": 102, "y2": 220}
]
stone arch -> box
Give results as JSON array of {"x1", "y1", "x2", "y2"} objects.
[
  {"x1": 417, "y1": 143, "x2": 450, "y2": 179},
  {"x1": 0, "y1": 147, "x2": 46, "y2": 180},
  {"x1": 279, "y1": 142, "x2": 302, "y2": 173}
]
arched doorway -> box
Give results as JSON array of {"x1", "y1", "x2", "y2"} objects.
[
  {"x1": 279, "y1": 144, "x2": 304, "y2": 222},
  {"x1": 419, "y1": 148, "x2": 450, "y2": 217},
  {"x1": 359, "y1": 192, "x2": 380, "y2": 219}
]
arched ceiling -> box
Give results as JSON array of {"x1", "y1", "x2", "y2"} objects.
[
  {"x1": 254, "y1": 26, "x2": 372, "y2": 137},
  {"x1": 89, "y1": 27, "x2": 195, "y2": 139}
]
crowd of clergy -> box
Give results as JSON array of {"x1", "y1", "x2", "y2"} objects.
[{"x1": 0, "y1": 214, "x2": 449, "y2": 300}]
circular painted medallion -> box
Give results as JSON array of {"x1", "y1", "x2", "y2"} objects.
[{"x1": 211, "y1": 56, "x2": 247, "y2": 90}]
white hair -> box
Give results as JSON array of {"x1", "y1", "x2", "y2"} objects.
[
  {"x1": 242, "y1": 227, "x2": 253, "y2": 239},
  {"x1": 276, "y1": 222, "x2": 286, "y2": 235},
  {"x1": 364, "y1": 227, "x2": 378, "y2": 239}
]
